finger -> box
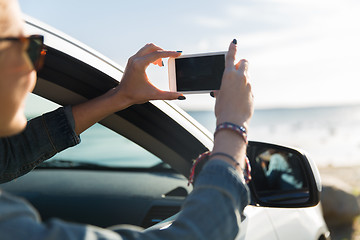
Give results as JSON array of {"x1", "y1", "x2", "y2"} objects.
[
  {"x1": 152, "y1": 50, "x2": 182, "y2": 67},
  {"x1": 140, "y1": 51, "x2": 182, "y2": 68},
  {"x1": 152, "y1": 58, "x2": 164, "y2": 67},
  {"x1": 152, "y1": 90, "x2": 184, "y2": 101},
  {"x1": 235, "y1": 61, "x2": 240, "y2": 70},
  {"x1": 134, "y1": 43, "x2": 163, "y2": 58},
  {"x1": 237, "y1": 59, "x2": 249, "y2": 79},
  {"x1": 225, "y1": 39, "x2": 237, "y2": 69},
  {"x1": 210, "y1": 90, "x2": 219, "y2": 98},
  {"x1": 235, "y1": 58, "x2": 248, "y2": 70}
]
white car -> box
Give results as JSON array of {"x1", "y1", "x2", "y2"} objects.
[{"x1": 2, "y1": 16, "x2": 330, "y2": 240}]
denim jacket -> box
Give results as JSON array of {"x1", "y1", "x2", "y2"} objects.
[
  {"x1": 0, "y1": 106, "x2": 80, "y2": 183},
  {"x1": 0, "y1": 107, "x2": 249, "y2": 240}
]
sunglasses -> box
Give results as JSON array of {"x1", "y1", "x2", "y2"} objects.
[{"x1": 0, "y1": 35, "x2": 46, "y2": 71}]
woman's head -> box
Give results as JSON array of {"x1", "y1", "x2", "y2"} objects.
[{"x1": 0, "y1": 0, "x2": 37, "y2": 137}]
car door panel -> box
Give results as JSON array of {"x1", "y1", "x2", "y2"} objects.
[{"x1": 241, "y1": 206, "x2": 278, "y2": 240}]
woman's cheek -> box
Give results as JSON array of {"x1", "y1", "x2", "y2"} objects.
[
  {"x1": 0, "y1": 61, "x2": 35, "y2": 136},
  {"x1": 27, "y1": 70, "x2": 37, "y2": 93}
]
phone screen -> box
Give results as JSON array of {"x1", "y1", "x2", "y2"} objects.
[{"x1": 175, "y1": 54, "x2": 225, "y2": 91}]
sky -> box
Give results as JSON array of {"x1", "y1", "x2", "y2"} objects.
[{"x1": 19, "y1": 0, "x2": 360, "y2": 110}]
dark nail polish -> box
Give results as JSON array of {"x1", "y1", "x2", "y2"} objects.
[
  {"x1": 162, "y1": 60, "x2": 164, "y2": 66},
  {"x1": 232, "y1": 39, "x2": 237, "y2": 45},
  {"x1": 177, "y1": 51, "x2": 183, "y2": 53},
  {"x1": 210, "y1": 92, "x2": 215, "y2": 98},
  {"x1": 177, "y1": 96, "x2": 186, "y2": 100}
]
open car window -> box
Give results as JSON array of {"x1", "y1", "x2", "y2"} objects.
[{"x1": 26, "y1": 93, "x2": 163, "y2": 169}]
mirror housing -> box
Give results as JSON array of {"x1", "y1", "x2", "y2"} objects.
[{"x1": 247, "y1": 141, "x2": 321, "y2": 208}]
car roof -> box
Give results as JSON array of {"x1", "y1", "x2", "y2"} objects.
[{"x1": 24, "y1": 15, "x2": 213, "y2": 177}]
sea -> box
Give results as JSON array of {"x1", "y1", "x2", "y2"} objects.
[
  {"x1": 29, "y1": 103, "x2": 360, "y2": 168},
  {"x1": 188, "y1": 105, "x2": 360, "y2": 168}
]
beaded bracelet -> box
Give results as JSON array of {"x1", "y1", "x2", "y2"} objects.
[
  {"x1": 188, "y1": 151, "x2": 252, "y2": 185},
  {"x1": 214, "y1": 122, "x2": 248, "y2": 144},
  {"x1": 188, "y1": 151, "x2": 211, "y2": 186},
  {"x1": 243, "y1": 156, "x2": 252, "y2": 183}
]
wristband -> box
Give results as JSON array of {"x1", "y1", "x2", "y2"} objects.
[
  {"x1": 188, "y1": 151, "x2": 211, "y2": 186},
  {"x1": 215, "y1": 122, "x2": 248, "y2": 144},
  {"x1": 188, "y1": 151, "x2": 252, "y2": 185}
]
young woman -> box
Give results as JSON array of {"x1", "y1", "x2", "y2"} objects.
[{"x1": 0, "y1": 1, "x2": 253, "y2": 239}]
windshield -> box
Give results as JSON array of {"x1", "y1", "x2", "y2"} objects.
[{"x1": 26, "y1": 94, "x2": 163, "y2": 169}]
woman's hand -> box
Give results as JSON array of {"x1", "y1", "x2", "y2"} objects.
[
  {"x1": 210, "y1": 40, "x2": 254, "y2": 171},
  {"x1": 113, "y1": 43, "x2": 183, "y2": 109},
  {"x1": 214, "y1": 40, "x2": 254, "y2": 129},
  {"x1": 71, "y1": 43, "x2": 183, "y2": 135}
]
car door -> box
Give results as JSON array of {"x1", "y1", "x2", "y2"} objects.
[
  {"x1": 4, "y1": 92, "x2": 196, "y2": 228},
  {"x1": 265, "y1": 205, "x2": 327, "y2": 240},
  {"x1": 240, "y1": 206, "x2": 278, "y2": 240}
]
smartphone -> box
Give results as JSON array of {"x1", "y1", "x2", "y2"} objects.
[{"x1": 168, "y1": 51, "x2": 226, "y2": 93}]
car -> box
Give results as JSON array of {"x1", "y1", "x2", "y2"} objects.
[{"x1": 1, "y1": 16, "x2": 330, "y2": 240}]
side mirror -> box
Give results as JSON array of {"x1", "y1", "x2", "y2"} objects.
[{"x1": 247, "y1": 141, "x2": 321, "y2": 208}]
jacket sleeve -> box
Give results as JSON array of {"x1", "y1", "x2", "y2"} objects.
[
  {"x1": 0, "y1": 160, "x2": 249, "y2": 240},
  {"x1": 0, "y1": 106, "x2": 80, "y2": 183},
  {"x1": 139, "y1": 160, "x2": 250, "y2": 240}
]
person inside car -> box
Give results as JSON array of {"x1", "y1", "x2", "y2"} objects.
[
  {"x1": 260, "y1": 150, "x2": 304, "y2": 190},
  {"x1": 0, "y1": 0, "x2": 254, "y2": 239}
]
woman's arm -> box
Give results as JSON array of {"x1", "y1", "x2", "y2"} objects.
[
  {"x1": 71, "y1": 43, "x2": 183, "y2": 135},
  {"x1": 210, "y1": 39, "x2": 253, "y2": 176},
  {"x1": 0, "y1": 106, "x2": 79, "y2": 183},
  {"x1": 0, "y1": 44, "x2": 183, "y2": 183}
]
